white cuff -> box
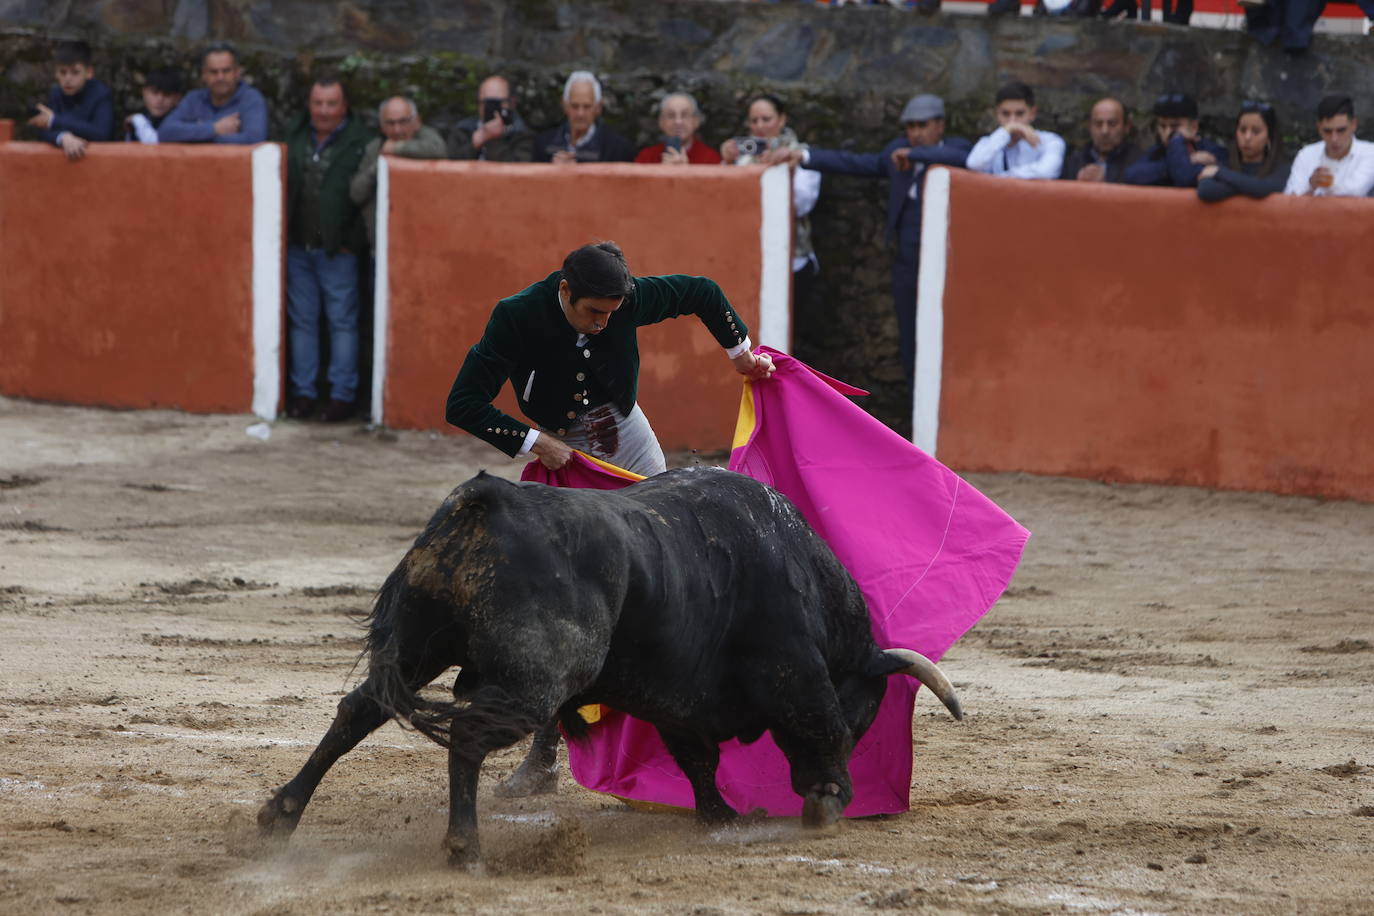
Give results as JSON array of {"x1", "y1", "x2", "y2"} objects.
[
  {"x1": 726, "y1": 336, "x2": 754, "y2": 360},
  {"x1": 517, "y1": 428, "x2": 540, "y2": 457}
]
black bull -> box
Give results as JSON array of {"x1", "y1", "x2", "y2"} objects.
[{"x1": 258, "y1": 467, "x2": 963, "y2": 864}]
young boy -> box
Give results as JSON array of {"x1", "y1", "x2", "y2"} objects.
[
  {"x1": 966, "y1": 81, "x2": 1066, "y2": 180},
  {"x1": 1124, "y1": 93, "x2": 1227, "y2": 188},
  {"x1": 26, "y1": 40, "x2": 114, "y2": 161},
  {"x1": 125, "y1": 68, "x2": 185, "y2": 144}
]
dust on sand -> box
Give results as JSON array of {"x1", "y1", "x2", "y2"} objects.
[{"x1": 1, "y1": 397, "x2": 1371, "y2": 915}]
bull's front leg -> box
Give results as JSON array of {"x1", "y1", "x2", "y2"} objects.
[
  {"x1": 258, "y1": 684, "x2": 389, "y2": 839},
  {"x1": 656, "y1": 728, "x2": 737, "y2": 825}
]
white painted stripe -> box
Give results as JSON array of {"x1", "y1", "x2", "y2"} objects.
[
  {"x1": 757, "y1": 164, "x2": 792, "y2": 352},
  {"x1": 913, "y1": 166, "x2": 951, "y2": 456},
  {"x1": 250, "y1": 144, "x2": 282, "y2": 420},
  {"x1": 371, "y1": 156, "x2": 390, "y2": 426}
]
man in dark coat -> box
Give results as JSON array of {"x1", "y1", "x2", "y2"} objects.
[
  {"x1": 769, "y1": 94, "x2": 970, "y2": 385},
  {"x1": 533, "y1": 71, "x2": 634, "y2": 164},
  {"x1": 284, "y1": 74, "x2": 372, "y2": 422},
  {"x1": 446, "y1": 241, "x2": 774, "y2": 476}
]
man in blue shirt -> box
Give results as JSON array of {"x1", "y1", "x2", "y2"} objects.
[
  {"x1": 158, "y1": 41, "x2": 269, "y2": 145},
  {"x1": 769, "y1": 94, "x2": 970, "y2": 385},
  {"x1": 27, "y1": 40, "x2": 113, "y2": 161}
]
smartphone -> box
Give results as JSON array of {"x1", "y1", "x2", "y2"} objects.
[
  {"x1": 482, "y1": 98, "x2": 513, "y2": 126},
  {"x1": 663, "y1": 136, "x2": 682, "y2": 152}
]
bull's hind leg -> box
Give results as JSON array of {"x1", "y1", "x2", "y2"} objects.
[
  {"x1": 257, "y1": 683, "x2": 390, "y2": 839},
  {"x1": 440, "y1": 686, "x2": 546, "y2": 866},
  {"x1": 493, "y1": 719, "x2": 560, "y2": 798},
  {"x1": 656, "y1": 727, "x2": 737, "y2": 825}
]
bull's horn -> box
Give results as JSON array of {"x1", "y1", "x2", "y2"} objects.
[{"x1": 885, "y1": 649, "x2": 963, "y2": 721}]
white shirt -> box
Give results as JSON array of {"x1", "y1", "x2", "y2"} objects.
[
  {"x1": 1284, "y1": 138, "x2": 1374, "y2": 197},
  {"x1": 966, "y1": 126, "x2": 1066, "y2": 180}
]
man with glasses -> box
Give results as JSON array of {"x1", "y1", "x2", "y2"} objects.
[
  {"x1": 350, "y1": 95, "x2": 446, "y2": 252},
  {"x1": 448, "y1": 74, "x2": 534, "y2": 162},
  {"x1": 1124, "y1": 93, "x2": 1225, "y2": 187},
  {"x1": 1284, "y1": 95, "x2": 1374, "y2": 197},
  {"x1": 766, "y1": 93, "x2": 970, "y2": 386}
]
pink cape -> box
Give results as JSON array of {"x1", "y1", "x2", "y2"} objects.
[{"x1": 521, "y1": 349, "x2": 1029, "y2": 816}]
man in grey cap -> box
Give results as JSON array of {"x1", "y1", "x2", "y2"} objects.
[{"x1": 767, "y1": 93, "x2": 970, "y2": 386}]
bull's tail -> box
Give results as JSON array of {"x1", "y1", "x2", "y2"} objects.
[{"x1": 362, "y1": 566, "x2": 540, "y2": 752}]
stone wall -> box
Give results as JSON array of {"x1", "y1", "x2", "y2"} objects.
[{"x1": 4, "y1": 0, "x2": 1371, "y2": 431}]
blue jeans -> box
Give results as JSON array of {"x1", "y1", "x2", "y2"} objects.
[{"x1": 286, "y1": 246, "x2": 359, "y2": 402}]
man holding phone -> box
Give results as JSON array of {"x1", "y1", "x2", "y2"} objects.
[
  {"x1": 533, "y1": 71, "x2": 634, "y2": 164},
  {"x1": 1284, "y1": 95, "x2": 1374, "y2": 197},
  {"x1": 448, "y1": 74, "x2": 534, "y2": 161},
  {"x1": 633, "y1": 92, "x2": 720, "y2": 164}
]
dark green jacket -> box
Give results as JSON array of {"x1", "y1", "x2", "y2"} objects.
[
  {"x1": 284, "y1": 113, "x2": 372, "y2": 255},
  {"x1": 446, "y1": 272, "x2": 749, "y2": 457}
]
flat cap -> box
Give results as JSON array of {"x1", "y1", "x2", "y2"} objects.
[{"x1": 900, "y1": 94, "x2": 945, "y2": 123}]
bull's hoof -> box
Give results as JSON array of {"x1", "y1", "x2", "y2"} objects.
[
  {"x1": 801, "y1": 783, "x2": 845, "y2": 831},
  {"x1": 494, "y1": 760, "x2": 559, "y2": 798},
  {"x1": 256, "y1": 791, "x2": 303, "y2": 839},
  {"x1": 443, "y1": 831, "x2": 480, "y2": 868}
]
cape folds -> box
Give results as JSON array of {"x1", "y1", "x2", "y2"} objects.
[{"x1": 521, "y1": 349, "x2": 1029, "y2": 816}]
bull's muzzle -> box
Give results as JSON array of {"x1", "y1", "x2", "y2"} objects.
[{"x1": 884, "y1": 649, "x2": 964, "y2": 721}]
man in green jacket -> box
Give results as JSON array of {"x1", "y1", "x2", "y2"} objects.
[
  {"x1": 446, "y1": 241, "x2": 775, "y2": 478},
  {"x1": 446, "y1": 240, "x2": 774, "y2": 797},
  {"x1": 285, "y1": 74, "x2": 371, "y2": 422}
]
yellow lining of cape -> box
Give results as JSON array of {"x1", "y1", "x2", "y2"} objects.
[
  {"x1": 574, "y1": 450, "x2": 646, "y2": 482},
  {"x1": 731, "y1": 381, "x2": 757, "y2": 451}
]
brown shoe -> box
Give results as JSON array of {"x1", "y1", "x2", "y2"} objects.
[
  {"x1": 320, "y1": 399, "x2": 355, "y2": 423},
  {"x1": 286, "y1": 396, "x2": 316, "y2": 420}
]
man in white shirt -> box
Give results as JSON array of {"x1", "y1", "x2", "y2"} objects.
[
  {"x1": 1284, "y1": 95, "x2": 1374, "y2": 197},
  {"x1": 966, "y1": 81, "x2": 1065, "y2": 181}
]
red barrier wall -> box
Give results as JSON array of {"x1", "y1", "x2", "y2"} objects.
[
  {"x1": 931, "y1": 169, "x2": 1374, "y2": 501},
  {"x1": 0, "y1": 143, "x2": 272, "y2": 413},
  {"x1": 382, "y1": 160, "x2": 774, "y2": 452}
]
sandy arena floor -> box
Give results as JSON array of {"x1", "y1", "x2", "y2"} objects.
[{"x1": 1, "y1": 396, "x2": 1371, "y2": 915}]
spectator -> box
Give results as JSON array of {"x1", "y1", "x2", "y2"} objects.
[
  {"x1": 966, "y1": 81, "x2": 1065, "y2": 180},
  {"x1": 768, "y1": 94, "x2": 970, "y2": 385},
  {"x1": 284, "y1": 75, "x2": 372, "y2": 422},
  {"x1": 158, "y1": 41, "x2": 268, "y2": 145},
  {"x1": 724, "y1": 95, "x2": 820, "y2": 319},
  {"x1": 124, "y1": 67, "x2": 184, "y2": 144},
  {"x1": 350, "y1": 96, "x2": 447, "y2": 251},
  {"x1": 1060, "y1": 97, "x2": 1141, "y2": 182},
  {"x1": 448, "y1": 74, "x2": 534, "y2": 161},
  {"x1": 1123, "y1": 94, "x2": 1225, "y2": 188},
  {"x1": 635, "y1": 92, "x2": 721, "y2": 164},
  {"x1": 1198, "y1": 101, "x2": 1290, "y2": 202},
  {"x1": 1284, "y1": 95, "x2": 1374, "y2": 198},
  {"x1": 27, "y1": 39, "x2": 113, "y2": 161},
  {"x1": 533, "y1": 71, "x2": 634, "y2": 164},
  {"x1": 1243, "y1": 0, "x2": 1325, "y2": 56}
]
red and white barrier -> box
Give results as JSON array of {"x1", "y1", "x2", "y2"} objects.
[
  {"x1": 372, "y1": 158, "x2": 792, "y2": 452},
  {"x1": 916, "y1": 167, "x2": 1374, "y2": 501}
]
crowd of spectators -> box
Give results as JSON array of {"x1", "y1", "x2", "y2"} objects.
[{"x1": 20, "y1": 38, "x2": 1374, "y2": 414}]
